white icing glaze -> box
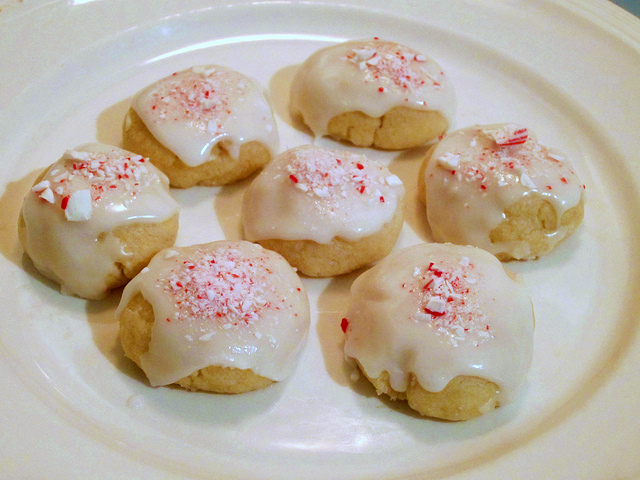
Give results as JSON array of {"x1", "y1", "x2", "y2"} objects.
[
  {"x1": 424, "y1": 124, "x2": 585, "y2": 259},
  {"x1": 241, "y1": 145, "x2": 405, "y2": 244},
  {"x1": 20, "y1": 143, "x2": 178, "y2": 299},
  {"x1": 343, "y1": 243, "x2": 534, "y2": 404},
  {"x1": 117, "y1": 241, "x2": 310, "y2": 386},
  {"x1": 290, "y1": 38, "x2": 456, "y2": 137},
  {"x1": 131, "y1": 64, "x2": 279, "y2": 167}
]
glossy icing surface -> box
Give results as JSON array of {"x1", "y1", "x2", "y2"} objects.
[
  {"x1": 290, "y1": 38, "x2": 456, "y2": 137},
  {"x1": 117, "y1": 241, "x2": 310, "y2": 386},
  {"x1": 131, "y1": 64, "x2": 278, "y2": 166},
  {"x1": 21, "y1": 143, "x2": 178, "y2": 299},
  {"x1": 242, "y1": 144, "x2": 405, "y2": 244},
  {"x1": 424, "y1": 124, "x2": 584, "y2": 259},
  {"x1": 343, "y1": 243, "x2": 534, "y2": 403}
]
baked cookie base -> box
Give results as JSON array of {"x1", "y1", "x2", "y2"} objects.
[
  {"x1": 490, "y1": 196, "x2": 584, "y2": 261},
  {"x1": 118, "y1": 293, "x2": 273, "y2": 394},
  {"x1": 255, "y1": 205, "x2": 404, "y2": 277},
  {"x1": 361, "y1": 366, "x2": 500, "y2": 421},
  {"x1": 122, "y1": 108, "x2": 271, "y2": 188},
  {"x1": 327, "y1": 106, "x2": 448, "y2": 150},
  {"x1": 18, "y1": 209, "x2": 178, "y2": 298}
]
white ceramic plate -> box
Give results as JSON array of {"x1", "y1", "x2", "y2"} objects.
[{"x1": 1, "y1": 1, "x2": 639, "y2": 478}]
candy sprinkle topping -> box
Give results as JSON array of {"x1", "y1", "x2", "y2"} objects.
[
  {"x1": 343, "y1": 38, "x2": 442, "y2": 92},
  {"x1": 285, "y1": 146, "x2": 399, "y2": 209},
  {"x1": 403, "y1": 257, "x2": 492, "y2": 346},
  {"x1": 35, "y1": 148, "x2": 152, "y2": 221},
  {"x1": 145, "y1": 66, "x2": 244, "y2": 130},
  {"x1": 435, "y1": 126, "x2": 578, "y2": 193},
  {"x1": 341, "y1": 317, "x2": 349, "y2": 333},
  {"x1": 483, "y1": 124, "x2": 528, "y2": 146},
  {"x1": 160, "y1": 247, "x2": 276, "y2": 329}
]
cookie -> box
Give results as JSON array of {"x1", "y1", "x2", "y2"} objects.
[
  {"x1": 342, "y1": 242, "x2": 534, "y2": 420},
  {"x1": 123, "y1": 65, "x2": 278, "y2": 188},
  {"x1": 117, "y1": 241, "x2": 310, "y2": 393},
  {"x1": 19, "y1": 143, "x2": 179, "y2": 299},
  {"x1": 420, "y1": 124, "x2": 585, "y2": 260},
  {"x1": 290, "y1": 38, "x2": 456, "y2": 149},
  {"x1": 242, "y1": 145, "x2": 405, "y2": 276}
]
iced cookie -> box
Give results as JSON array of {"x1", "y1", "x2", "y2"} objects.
[
  {"x1": 241, "y1": 145, "x2": 405, "y2": 276},
  {"x1": 123, "y1": 64, "x2": 278, "y2": 188},
  {"x1": 420, "y1": 124, "x2": 585, "y2": 260},
  {"x1": 290, "y1": 37, "x2": 456, "y2": 149},
  {"x1": 19, "y1": 143, "x2": 179, "y2": 299},
  {"x1": 342, "y1": 242, "x2": 534, "y2": 420},
  {"x1": 117, "y1": 241, "x2": 310, "y2": 393}
]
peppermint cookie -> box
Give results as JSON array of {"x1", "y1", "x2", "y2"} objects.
[
  {"x1": 342, "y1": 243, "x2": 534, "y2": 421},
  {"x1": 241, "y1": 145, "x2": 405, "y2": 277},
  {"x1": 420, "y1": 124, "x2": 585, "y2": 260},
  {"x1": 123, "y1": 65, "x2": 278, "y2": 188},
  {"x1": 19, "y1": 143, "x2": 179, "y2": 299},
  {"x1": 290, "y1": 38, "x2": 456, "y2": 149},
  {"x1": 117, "y1": 241, "x2": 310, "y2": 393}
]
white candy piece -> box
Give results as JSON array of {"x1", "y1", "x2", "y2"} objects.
[
  {"x1": 32, "y1": 180, "x2": 51, "y2": 193},
  {"x1": 385, "y1": 174, "x2": 403, "y2": 186},
  {"x1": 519, "y1": 173, "x2": 537, "y2": 189},
  {"x1": 39, "y1": 188, "x2": 55, "y2": 204},
  {"x1": 62, "y1": 150, "x2": 92, "y2": 161},
  {"x1": 64, "y1": 189, "x2": 93, "y2": 222},
  {"x1": 437, "y1": 152, "x2": 460, "y2": 170},
  {"x1": 482, "y1": 124, "x2": 528, "y2": 146},
  {"x1": 426, "y1": 296, "x2": 446, "y2": 314}
]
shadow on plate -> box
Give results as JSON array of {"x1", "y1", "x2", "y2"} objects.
[
  {"x1": 95, "y1": 97, "x2": 130, "y2": 147},
  {"x1": 387, "y1": 145, "x2": 434, "y2": 244},
  {"x1": 268, "y1": 63, "x2": 311, "y2": 136},
  {"x1": 0, "y1": 168, "x2": 44, "y2": 266},
  {"x1": 315, "y1": 270, "x2": 374, "y2": 396},
  {"x1": 213, "y1": 172, "x2": 258, "y2": 242}
]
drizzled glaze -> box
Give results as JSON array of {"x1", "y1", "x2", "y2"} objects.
[
  {"x1": 117, "y1": 241, "x2": 310, "y2": 386},
  {"x1": 242, "y1": 145, "x2": 405, "y2": 244},
  {"x1": 131, "y1": 65, "x2": 278, "y2": 167},
  {"x1": 290, "y1": 38, "x2": 456, "y2": 137},
  {"x1": 20, "y1": 143, "x2": 178, "y2": 299},
  {"x1": 343, "y1": 243, "x2": 534, "y2": 403},
  {"x1": 424, "y1": 124, "x2": 584, "y2": 259}
]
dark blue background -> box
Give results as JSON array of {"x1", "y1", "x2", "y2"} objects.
[{"x1": 611, "y1": 0, "x2": 640, "y2": 17}]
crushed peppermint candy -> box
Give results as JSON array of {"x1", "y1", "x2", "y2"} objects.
[
  {"x1": 385, "y1": 174, "x2": 402, "y2": 186},
  {"x1": 435, "y1": 126, "x2": 578, "y2": 193},
  {"x1": 519, "y1": 173, "x2": 537, "y2": 189},
  {"x1": 32, "y1": 180, "x2": 54, "y2": 203},
  {"x1": 343, "y1": 38, "x2": 443, "y2": 91},
  {"x1": 403, "y1": 257, "x2": 492, "y2": 346},
  {"x1": 64, "y1": 189, "x2": 92, "y2": 221},
  {"x1": 159, "y1": 247, "x2": 277, "y2": 329},
  {"x1": 340, "y1": 317, "x2": 349, "y2": 333},
  {"x1": 34, "y1": 148, "x2": 153, "y2": 221},
  {"x1": 436, "y1": 152, "x2": 460, "y2": 170},
  {"x1": 483, "y1": 124, "x2": 528, "y2": 146},
  {"x1": 284, "y1": 146, "x2": 399, "y2": 208},
  {"x1": 144, "y1": 66, "x2": 242, "y2": 130}
]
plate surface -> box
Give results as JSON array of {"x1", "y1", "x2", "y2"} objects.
[{"x1": 1, "y1": 1, "x2": 640, "y2": 479}]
